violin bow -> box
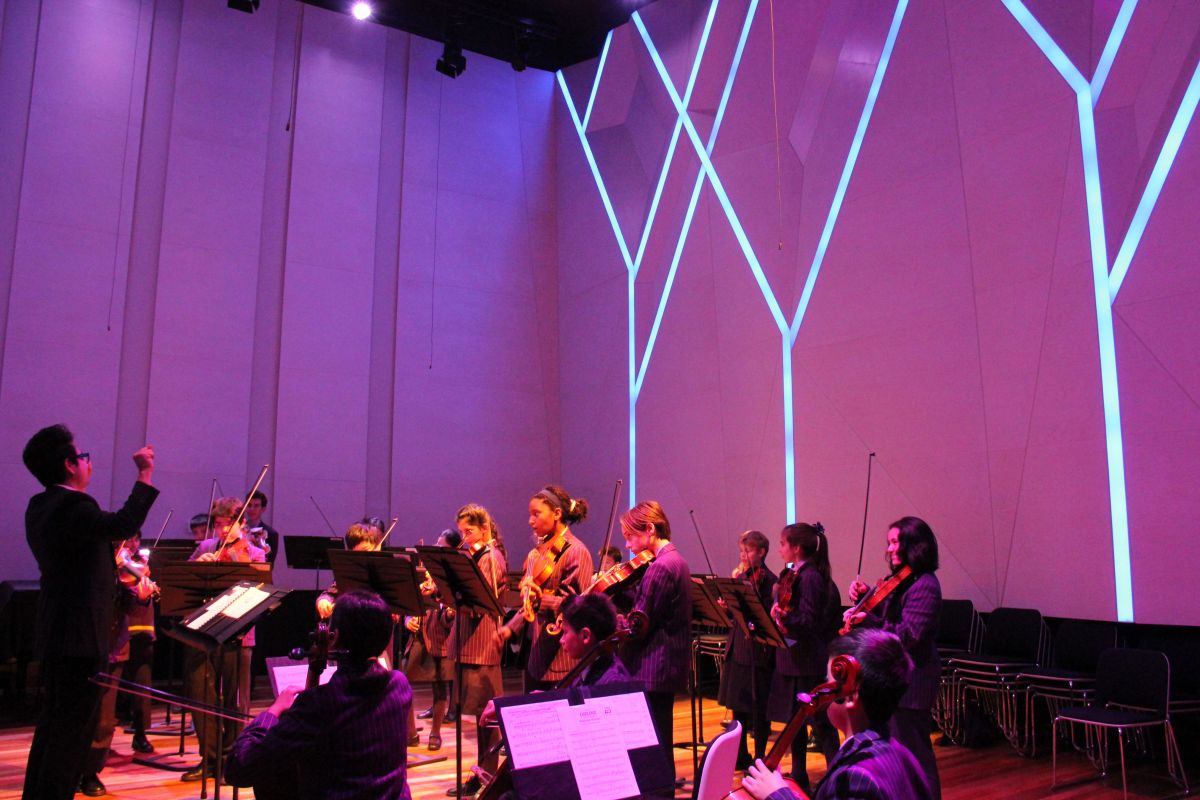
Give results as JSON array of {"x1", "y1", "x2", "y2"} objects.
[
  {"x1": 854, "y1": 451, "x2": 877, "y2": 583},
  {"x1": 688, "y1": 509, "x2": 717, "y2": 577},
  {"x1": 597, "y1": 478, "x2": 623, "y2": 561},
  {"x1": 309, "y1": 495, "x2": 339, "y2": 536},
  {"x1": 377, "y1": 517, "x2": 400, "y2": 549},
  {"x1": 150, "y1": 509, "x2": 173, "y2": 549},
  {"x1": 203, "y1": 478, "x2": 218, "y2": 540}
]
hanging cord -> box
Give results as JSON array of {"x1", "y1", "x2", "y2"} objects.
[{"x1": 769, "y1": 0, "x2": 784, "y2": 250}]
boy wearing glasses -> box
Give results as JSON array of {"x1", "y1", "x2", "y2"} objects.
[{"x1": 21, "y1": 424, "x2": 157, "y2": 800}]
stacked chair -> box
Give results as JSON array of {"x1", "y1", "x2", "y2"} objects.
[
  {"x1": 1016, "y1": 619, "x2": 1117, "y2": 755},
  {"x1": 947, "y1": 606, "x2": 1049, "y2": 752},
  {"x1": 1052, "y1": 647, "x2": 1190, "y2": 799},
  {"x1": 933, "y1": 598, "x2": 984, "y2": 741}
]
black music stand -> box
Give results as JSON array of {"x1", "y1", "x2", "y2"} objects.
[
  {"x1": 159, "y1": 565, "x2": 279, "y2": 800},
  {"x1": 494, "y1": 681, "x2": 675, "y2": 799},
  {"x1": 715, "y1": 576, "x2": 786, "y2": 768},
  {"x1": 680, "y1": 574, "x2": 732, "y2": 776},
  {"x1": 415, "y1": 546, "x2": 505, "y2": 796},
  {"x1": 283, "y1": 535, "x2": 343, "y2": 589}
]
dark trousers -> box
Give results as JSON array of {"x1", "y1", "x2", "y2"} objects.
[
  {"x1": 733, "y1": 706, "x2": 772, "y2": 765},
  {"x1": 22, "y1": 655, "x2": 105, "y2": 800},
  {"x1": 646, "y1": 690, "x2": 677, "y2": 785},
  {"x1": 85, "y1": 660, "x2": 127, "y2": 775},
  {"x1": 126, "y1": 634, "x2": 154, "y2": 734},
  {"x1": 185, "y1": 646, "x2": 251, "y2": 764},
  {"x1": 890, "y1": 707, "x2": 941, "y2": 799}
]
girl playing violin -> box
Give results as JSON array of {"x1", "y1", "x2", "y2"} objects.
[
  {"x1": 718, "y1": 530, "x2": 777, "y2": 770},
  {"x1": 445, "y1": 504, "x2": 507, "y2": 799},
  {"x1": 767, "y1": 523, "x2": 841, "y2": 794},
  {"x1": 617, "y1": 500, "x2": 691, "y2": 787},
  {"x1": 844, "y1": 517, "x2": 942, "y2": 799},
  {"x1": 495, "y1": 485, "x2": 593, "y2": 691}
]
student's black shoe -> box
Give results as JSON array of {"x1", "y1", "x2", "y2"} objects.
[
  {"x1": 180, "y1": 763, "x2": 211, "y2": 782},
  {"x1": 444, "y1": 709, "x2": 458, "y2": 723},
  {"x1": 416, "y1": 706, "x2": 434, "y2": 720},
  {"x1": 79, "y1": 775, "x2": 107, "y2": 796},
  {"x1": 131, "y1": 734, "x2": 155, "y2": 754},
  {"x1": 446, "y1": 775, "x2": 481, "y2": 797}
]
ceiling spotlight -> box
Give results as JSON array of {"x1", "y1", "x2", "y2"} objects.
[
  {"x1": 436, "y1": 41, "x2": 466, "y2": 79},
  {"x1": 227, "y1": 0, "x2": 259, "y2": 12},
  {"x1": 350, "y1": 2, "x2": 372, "y2": 20},
  {"x1": 512, "y1": 30, "x2": 530, "y2": 72}
]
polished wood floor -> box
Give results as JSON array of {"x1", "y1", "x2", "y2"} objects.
[{"x1": 0, "y1": 679, "x2": 1191, "y2": 799}]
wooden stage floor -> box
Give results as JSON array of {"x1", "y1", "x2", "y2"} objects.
[{"x1": 0, "y1": 677, "x2": 1190, "y2": 799}]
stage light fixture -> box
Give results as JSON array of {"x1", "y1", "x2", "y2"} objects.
[
  {"x1": 512, "y1": 29, "x2": 531, "y2": 71},
  {"x1": 227, "y1": 0, "x2": 259, "y2": 12},
  {"x1": 351, "y1": 2, "x2": 372, "y2": 20},
  {"x1": 436, "y1": 41, "x2": 466, "y2": 78}
]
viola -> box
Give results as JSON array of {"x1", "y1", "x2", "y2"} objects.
[
  {"x1": 839, "y1": 564, "x2": 914, "y2": 635},
  {"x1": 724, "y1": 654, "x2": 861, "y2": 800}
]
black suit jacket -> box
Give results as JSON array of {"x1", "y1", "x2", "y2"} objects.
[{"x1": 26, "y1": 482, "x2": 159, "y2": 660}]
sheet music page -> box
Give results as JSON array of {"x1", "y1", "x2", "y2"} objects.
[
  {"x1": 583, "y1": 691, "x2": 658, "y2": 749},
  {"x1": 222, "y1": 585, "x2": 270, "y2": 619},
  {"x1": 557, "y1": 701, "x2": 639, "y2": 800},
  {"x1": 186, "y1": 589, "x2": 239, "y2": 631},
  {"x1": 499, "y1": 699, "x2": 571, "y2": 769},
  {"x1": 270, "y1": 663, "x2": 336, "y2": 696}
]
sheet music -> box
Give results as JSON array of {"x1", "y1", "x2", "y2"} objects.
[
  {"x1": 186, "y1": 589, "x2": 239, "y2": 631},
  {"x1": 583, "y1": 691, "x2": 658, "y2": 749},
  {"x1": 499, "y1": 699, "x2": 571, "y2": 769},
  {"x1": 222, "y1": 585, "x2": 269, "y2": 619},
  {"x1": 269, "y1": 662, "x2": 336, "y2": 696},
  {"x1": 557, "y1": 701, "x2": 640, "y2": 800}
]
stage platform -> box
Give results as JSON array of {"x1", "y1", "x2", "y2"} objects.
[{"x1": 0, "y1": 678, "x2": 1187, "y2": 799}]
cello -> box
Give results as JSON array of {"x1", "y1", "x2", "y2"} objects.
[{"x1": 724, "y1": 654, "x2": 861, "y2": 800}]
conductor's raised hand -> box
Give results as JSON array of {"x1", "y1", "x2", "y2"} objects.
[{"x1": 133, "y1": 445, "x2": 155, "y2": 483}]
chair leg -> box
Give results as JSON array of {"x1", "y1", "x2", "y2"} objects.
[
  {"x1": 1117, "y1": 726, "x2": 1127, "y2": 800},
  {"x1": 1051, "y1": 718, "x2": 1058, "y2": 788},
  {"x1": 1165, "y1": 720, "x2": 1190, "y2": 792}
]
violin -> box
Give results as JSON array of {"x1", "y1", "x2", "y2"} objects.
[
  {"x1": 724, "y1": 654, "x2": 861, "y2": 800},
  {"x1": 840, "y1": 565, "x2": 914, "y2": 635},
  {"x1": 775, "y1": 564, "x2": 798, "y2": 617},
  {"x1": 544, "y1": 549, "x2": 655, "y2": 636},
  {"x1": 116, "y1": 540, "x2": 160, "y2": 601},
  {"x1": 518, "y1": 529, "x2": 570, "y2": 623}
]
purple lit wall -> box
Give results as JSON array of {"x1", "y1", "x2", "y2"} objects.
[
  {"x1": 556, "y1": 0, "x2": 1200, "y2": 625},
  {"x1": 0, "y1": 0, "x2": 560, "y2": 586}
]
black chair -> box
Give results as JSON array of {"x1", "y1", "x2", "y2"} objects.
[
  {"x1": 1017, "y1": 619, "x2": 1117, "y2": 755},
  {"x1": 1052, "y1": 648, "x2": 1189, "y2": 798},
  {"x1": 948, "y1": 607, "x2": 1049, "y2": 751},
  {"x1": 933, "y1": 598, "x2": 983, "y2": 740},
  {"x1": 1137, "y1": 631, "x2": 1200, "y2": 717}
]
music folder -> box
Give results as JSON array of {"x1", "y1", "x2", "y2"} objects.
[{"x1": 163, "y1": 578, "x2": 288, "y2": 652}]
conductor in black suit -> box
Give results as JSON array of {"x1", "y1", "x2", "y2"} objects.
[{"x1": 21, "y1": 424, "x2": 158, "y2": 800}]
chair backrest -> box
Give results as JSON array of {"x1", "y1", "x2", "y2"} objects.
[
  {"x1": 1051, "y1": 619, "x2": 1118, "y2": 672},
  {"x1": 694, "y1": 720, "x2": 741, "y2": 800},
  {"x1": 981, "y1": 607, "x2": 1047, "y2": 662},
  {"x1": 937, "y1": 599, "x2": 977, "y2": 650},
  {"x1": 1095, "y1": 648, "x2": 1170, "y2": 718},
  {"x1": 1137, "y1": 631, "x2": 1200, "y2": 699}
]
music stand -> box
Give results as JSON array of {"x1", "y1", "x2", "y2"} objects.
[
  {"x1": 283, "y1": 535, "x2": 343, "y2": 589},
  {"x1": 327, "y1": 549, "x2": 426, "y2": 618},
  {"x1": 715, "y1": 576, "x2": 786, "y2": 769},
  {"x1": 680, "y1": 574, "x2": 731, "y2": 776},
  {"x1": 415, "y1": 546, "x2": 505, "y2": 795},
  {"x1": 158, "y1": 564, "x2": 277, "y2": 800}
]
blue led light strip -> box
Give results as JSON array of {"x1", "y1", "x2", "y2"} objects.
[
  {"x1": 561, "y1": 1, "x2": 907, "y2": 520},
  {"x1": 634, "y1": 2, "x2": 908, "y2": 521},
  {"x1": 1001, "y1": 0, "x2": 1199, "y2": 621}
]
